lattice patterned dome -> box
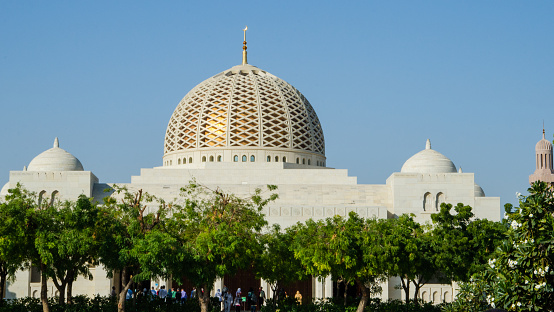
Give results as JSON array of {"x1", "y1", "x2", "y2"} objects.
[{"x1": 163, "y1": 63, "x2": 326, "y2": 167}]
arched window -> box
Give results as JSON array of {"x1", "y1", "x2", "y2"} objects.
[
  {"x1": 202, "y1": 156, "x2": 206, "y2": 162},
  {"x1": 282, "y1": 156, "x2": 286, "y2": 162},
  {"x1": 178, "y1": 158, "x2": 181, "y2": 165},
  {"x1": 189, "y1": 157, "x2": 193, "y2": 163},
  {"x1": 296, "y1": 158, "x2": 299, "y2": 164},
  {"x1": 443, "y1": 291, "x2": 451, "y2": 302},
  {"x1": 423, "y1": 192, "x2": 432, "y2": 211},
  {"x1": 209, "y1": 156, "x2": 214, "y2": 162},
  {"x1": 250, "y1": 155, "x2": 255, "y2": 162},
  {"x1": 432, "y1": 291, "x2": 439, "y2": 303},
  {"x1": 421, "y1": 291, "x2": 428, "y2": 302},
  {"x1": 308, "y1": 159, "x2": 311, "y2": 165},
  {"x1": 234, "y1": 155, "x2": 239, "y2": 162},
  {"x1": 50, "y1": 191, "x2": 59, "y2": 206},
  {"x1": 183, "y1": 158, "x2": 187, "y2": 164},
  {"x1": 242, "y1": 155, "x2": 247, "y2": 162},
  {"x1": 217, "y1": 155, "x2": 222, "y2": 162},
  {"x1": 170, "y1": 160, "x2": 172, "y2": 165},
  {"x1": 436, "y1": 192, "x2": 445, "y2": 211},
  {"x1": 267, "y1": 156, "x2": 271, "y2": 162},
  {"x1": 317, "y1": 161, "x2": 320, "y2": 166},
  {"x1": 302, "y1": 158, "x2": 306, "y2": 165},
  {"x1": 275, "y1": 156, "x2": 279, "y2": 162},
  {"x1": 38, "y1": 190, "x2": 46, "y2": 206}
]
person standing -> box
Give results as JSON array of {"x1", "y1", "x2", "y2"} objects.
[
  {"x1": 294, "y1": 290, "x2": 302, "y2": 305},
  {"x1": 159, "y1": 285, "x2": 167, "y2": 299},
  {"x1": 258, "y1": 287, "x2": 265, "y2": 308},
  {"x1": 250, "y1": 291, "x2": 257, "y2": 312},
  {"x1": 223, "y1": 290, "x2": 232, "y2": 312}
]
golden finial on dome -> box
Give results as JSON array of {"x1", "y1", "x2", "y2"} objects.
[{"x1": 242, "y1": 26, "x2": 248, "y2": 65}]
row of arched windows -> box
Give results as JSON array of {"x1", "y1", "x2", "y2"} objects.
[
  {"x1": 537, "y1": 152, "x2": 553, "y2": 170},
  {"x1": 423, "y1": 192, "x2": 445, "y2": 211},
  {"x1": 267, "y1": 155, "x2": 286, "y2": 163},
  {"x1": 38, "y1": 190, "x2": 58, "y2": 207},
  {"x1": 234, "y1": 155, "x2": 256, "y2": 162},
  {"x1": 164, "y1": 155, "x2": 325, "y2": 167}
]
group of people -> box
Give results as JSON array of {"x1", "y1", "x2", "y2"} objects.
[
  {"x1": 112, "y1": 285, "x2": 203, "y2": 303},
  {"x1": 215, "y1": 286, "x2": 265, "y2": 312}
]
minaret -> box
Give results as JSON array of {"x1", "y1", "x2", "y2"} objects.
[{"x1": 529, "y1": 128, "x2": 554, "y2": 185}]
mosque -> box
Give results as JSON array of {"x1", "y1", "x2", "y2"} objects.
[{"x1": 1, "y1": 31, "x2": 501, "y2": 304}]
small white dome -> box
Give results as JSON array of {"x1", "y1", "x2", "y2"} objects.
[
  {"x1": 0, "y1": 182, "x2": 10, "y2": 196},
  {"x1": 401, "y1": 139, "x2": 457, "y2": 174},
  {"x1": 474, "y1": 183, "x2": 485, "y2": 197},
  {"x1": 536, "y1": 131, "x2": 552, "y2": 151},
  {"x1": 27, "y1": 138, "x2": 84, "y2": 172}
]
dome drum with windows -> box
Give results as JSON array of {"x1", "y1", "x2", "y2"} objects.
[{"x1": 163, "y1": 33, "x2": 325, "y2": 167}]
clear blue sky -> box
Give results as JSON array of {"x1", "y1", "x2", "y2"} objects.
[{"x1": 1, "y1": 1, "x2": 553, "y2": 210}]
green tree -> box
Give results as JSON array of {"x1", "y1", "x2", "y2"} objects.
[
  {"x1": 34, "y1": 195, "x2": 101, "y2": 304},
  {"x1": 98, "y1": 186, "x2": 171, "y2": 312},
  {"x1": 431, "y1": 203, "x2": 476, "y2": 283},
  {"x1": 163, "y1": 182, "x2": 277, "y2": 312},
  {"x1": 254, "y1": 224, "x2": 308, "y2": 306},
  {"x1": 0, "y1": 185, "x2": 36, "y2": 303},
  {"x1": 483, "y1": 182, "x2": 554, "y2": 311},
  {"x1": 290, "y1": 212, "x2": 384, "y2": 312},
  {"x1": 365, "y1": 215, "x2": 436, "y2": 303}
]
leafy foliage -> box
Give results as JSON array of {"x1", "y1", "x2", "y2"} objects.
[
  {"x1": 255, "y1": 224, "x2": 308, "y2": 304},
  {"x1": 481, "y1": 182, "x2": 554, "y2": 311},
  {"x1": 290, "y1": 212, "x2": 384, "y2": 312},
  {"x1": 164, "y1": 182, "x2": 277, "y2": 312}
]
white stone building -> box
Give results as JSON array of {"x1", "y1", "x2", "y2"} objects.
[{"x1": 1, "y1": 41, "x2": 500, "y2": 304}]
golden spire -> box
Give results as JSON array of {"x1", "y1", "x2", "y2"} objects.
[{"x1": 242, "y1": 26, "x2": 248, "y2": 65}]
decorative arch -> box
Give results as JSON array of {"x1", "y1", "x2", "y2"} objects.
[
  {"x1": 423, "y1": 192, "x2": 432, "y2": 211},
  {"x1": 38, "y1": 190, "x2": 46, "y2": 206},
  {"x1": 432, "y1": 291, "x2": 439, "y2": 303},
  {"x1": 443, "y1": 291, "x2": 451, "y2": 302},
  {"x1": 50, "y1": 191, "x2": 59, "y2": 206},
  {"x1": 421, "y1": 291, "x2": 428, "y2": 302},
  {"x1": 436, "y1": 192, "x2": 445, "y2": 211}
]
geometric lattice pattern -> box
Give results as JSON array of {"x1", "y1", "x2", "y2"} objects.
[{"x1": 164, "y1": 64, "x2": 325, "y2": 156}]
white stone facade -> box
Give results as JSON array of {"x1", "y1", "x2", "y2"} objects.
[{"x1": 1, "y1": 59, "x2": 500, "y2": 303}]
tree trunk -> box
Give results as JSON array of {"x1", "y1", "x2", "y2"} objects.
[
  {"x1": 343, "y1": 281, "x2": 348, "y2": 305},
  {"x1": 118, "y1": 267, "x2": 133, "y2": 312},
  {"x1": 66, "y1": 271, "x2": 74, "y2": 305},
  {"x1": 40, "y1": 263, "x2": 50, "y2": 312},
  {"x1": 0, "y1": 269, "x2": 7, "y2": 303},
  {"x1": 51, "y1": 278, "x2": 66, "y2": 304},
  {"x1": 355, "y1": 279, "x2": 370, "y2": 312},
  {"x1": 400, "y1": 276, "x2": 410, "y2": 304},
  {"x1": 199, "y1": 284, "x2": 211, "y2": 312}
]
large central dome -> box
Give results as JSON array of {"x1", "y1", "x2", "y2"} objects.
[{"x1": 163, "y1": 63, "x2": 326, "y2": 167}]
